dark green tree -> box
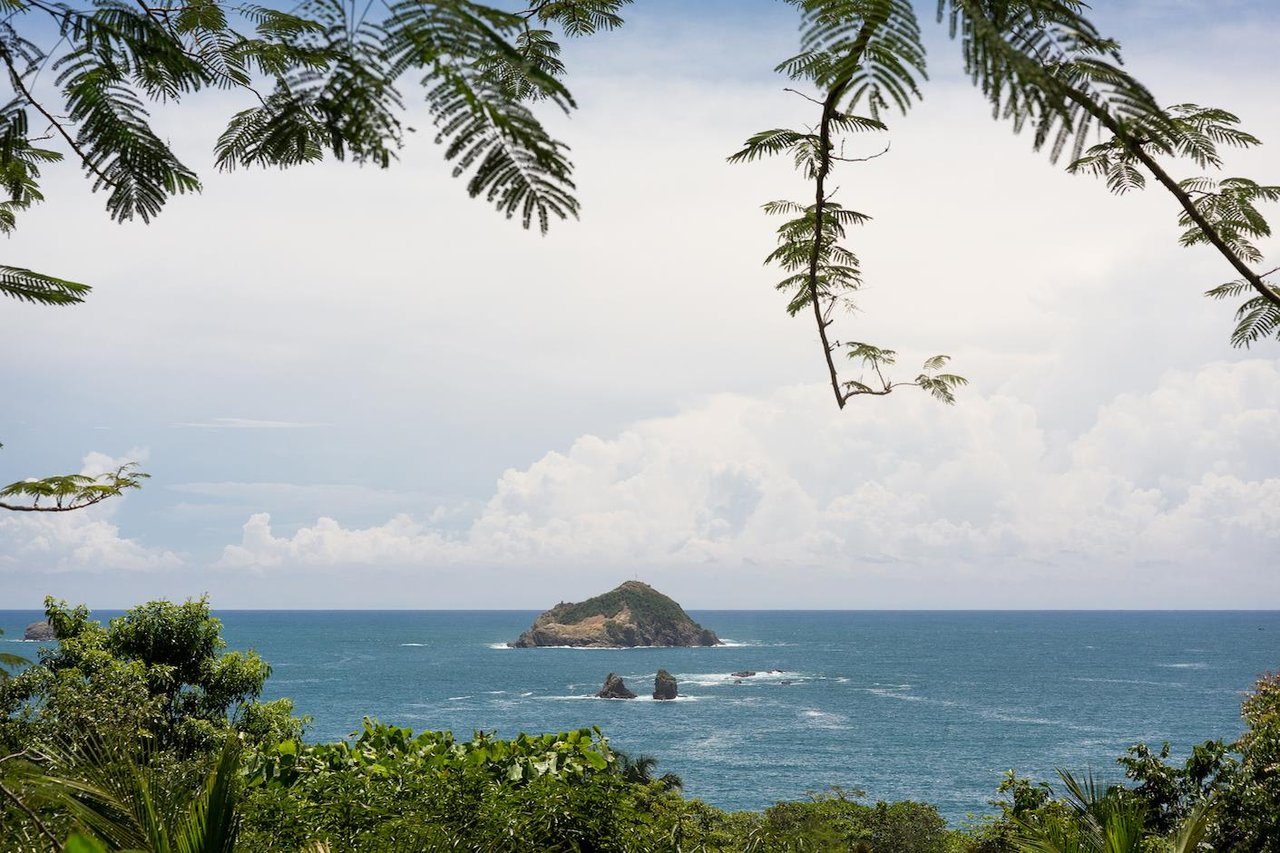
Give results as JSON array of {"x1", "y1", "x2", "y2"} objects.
[{"x1": 0, "y1": 597, "x2": 301, "y2": 756}]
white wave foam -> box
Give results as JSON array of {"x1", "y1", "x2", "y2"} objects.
[
  {"x1": 1157, "y1": 662, "x2": 1208, "y2": 670},
  {"x1": 979, "y1": 709, "x2": 1058, "y2": 726},
  {"x1": 678, "y1": 670, "x2": 805, "y2": 687},
  {"x1": 447, "y1": 695, "x2": 470, "y2": 701},
  {"x1": 866, "y1": 687, "x2": 955, "y2": 707},
  {"x1": 541, "y1": 694, "x2": 706, "y2": 703},
  {"x1": 400, "y1": 643, "x2": 428, "y2": 647},
  {"x1": 1072, "y1": 677, "x2": 1183, "y2": 687},
  {"x1": 799, "y1": 708, "x2": 848, "y2": 727}
]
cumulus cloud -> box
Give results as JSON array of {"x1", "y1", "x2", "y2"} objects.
[
  {"x1": 0, "y1": 449, "x2": 183, "y2": 574},
  {"x1": 213, "y1": 360, "x2": 1280, "y2": 605}
]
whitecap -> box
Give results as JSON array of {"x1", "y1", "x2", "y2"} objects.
[
  {"x1": 797, "y1": 709, "x2": 848, "y2": 729},
  {"x1": 1157, "y1": 662, "x2": 1208, "y2": 670},
  {"x1": 400, "y1": 643, "x2": 428, "y2": 647}
]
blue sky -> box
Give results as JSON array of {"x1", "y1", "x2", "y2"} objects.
[{"x1": 2, "y1": 1, "x2": 1278, "y2": 608}]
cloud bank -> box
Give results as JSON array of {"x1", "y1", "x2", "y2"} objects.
[{"x1": 207, "y1": 360, "x2": 1279, "y2": 606}]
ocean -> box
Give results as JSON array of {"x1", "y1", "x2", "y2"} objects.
[{"x1": 2, "y1": 609, "x2": 1276, "y2": 825}]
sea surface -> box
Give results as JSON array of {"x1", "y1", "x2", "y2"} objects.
[{"x1": 3, "y1": 609, "x2": 1277, "y2": 825}]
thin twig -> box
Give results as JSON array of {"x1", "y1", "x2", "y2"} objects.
[
  {"x1": 783, "y1": 86, "x2": 825, "y2": 107},
  {"x1": 830, "y1": 142, "x2": 890, "y2": 163}
]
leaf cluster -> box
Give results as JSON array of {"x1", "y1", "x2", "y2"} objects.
[
  {"x1": 2, "y1": 0, "x2": 622, "y2": 303},
  {"x1": 0, "y1": 462, "x2": 148, "y2": 511},
  {"x1": 0, "y1": 597, "x2": 301, "y2": 759}
]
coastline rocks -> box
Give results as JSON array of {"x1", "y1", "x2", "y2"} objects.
[
  {"x1": 23, "y1": 621, "x2": 55, "y2": 641},
  {"x1": 509, "y1": 581, "x2": 721, "y2": 648},
  {"x1": 597, "y1": 673, "x2": 637, "y2": 700},
  {"x1": 731, "y1": 671, "x2": 756, "y2": 678},
  {"x1": 653, "y1": 669, "x2": 678, "y2": 700}
]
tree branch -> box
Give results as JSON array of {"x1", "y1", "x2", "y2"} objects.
[
  {"x1": 0, "y1": 494, "x2": 114, "y2": 512},
  {"x1": 807, "y1": 18, "x2": 882, "y2": 409},
  {"x1": 0, "y1": 47, "x2": 116, "y2": 189}
]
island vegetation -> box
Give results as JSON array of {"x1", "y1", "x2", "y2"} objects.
[
  {"x1": 2, "y1": 598, "x2": 1278, "y2": 852},
  {"x1": 510, "y1": 581, "x2": 721, "y2": 648}
]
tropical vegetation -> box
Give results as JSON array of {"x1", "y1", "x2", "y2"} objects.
[{"x1": 2, "y1": 597, "x2": 1278, "y2": 851}]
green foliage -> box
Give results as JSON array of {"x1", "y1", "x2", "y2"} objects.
[
  {"x1": 1, "y1": 0, "x2": 622, "y2": 295},
  {"x1": 0, "y1": 627, "x2": 28, "y2": 682},
  {"x1": 28, "y1": 737, "x2": 246, "y2": 853},
  {"x1": 0, "y1": 266, "x2": 90, "y2": 306},
  {"x1": 1205, "y1": 276, "x2": 1280, "y2": 348},
  {"x1": 731, "y1": 2, "x2": 965, "y2": 410},
  {"x1": 549, "y1": 580, "x2": 706, "y2": 633},
  {"x1": 729, "y1": 0, "x2": 1278, "y2": 407},
  {"x1": 842, "y1": 346, "x2": 968, "y2": 404},
  {"x1": 0, "y1": 461, "x2": 149, "y2": 512},
  {"x1": 748, "y1": 789, "x2": 955, "y2": 853},
  {"x1": 967, "y1": 674, "x2": 1280, "y2": 853},
  {"x1": 238, "y1": 721, "x2": 637, "y2": 851},
  {"x1": 0, "y1": 597, "x2": 302, "y2": 757},
  {"x1": 1217, "y1": 671, "x2": 1280, "y2": 852}
]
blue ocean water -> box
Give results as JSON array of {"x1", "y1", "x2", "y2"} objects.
[{"x1": 3, "y1": 610, "x2": 1277, "y2": 824}]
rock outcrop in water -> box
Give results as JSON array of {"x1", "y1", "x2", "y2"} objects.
[
  {"x1": 23, "y1": 621, "x2": 55, "y2": 641},
  {"x1": 653, "y1": 669, "x2": 678, "y2": 700},
  {"x1": 596, "y1": 673, "x2": 637, "y2": 699},
  {"x1": 508, "y1": 581, "x2": 720, "y2": 648}
]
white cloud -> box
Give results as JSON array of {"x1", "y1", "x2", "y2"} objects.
[{"x1": 213, "y1": 360, "x2": 1280, "y2": 606}]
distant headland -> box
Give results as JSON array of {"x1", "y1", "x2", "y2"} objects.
[{"x1": 508, "y1": 581, "x2": 721, "y2": 648}]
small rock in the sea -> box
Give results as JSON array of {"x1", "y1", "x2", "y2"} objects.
[
  {"x1": 596, "y1": 672, "x2": 638, "y2": 699},
  {"x1": 731, "y1": 670, "x2": 756, "y2": 678},
  {"x1": 780, "y1": 680, "x2": 793, "y2": 686},
  {"x1": 23, "y1": 621, "x2": 55, "y2": 641},
  {"x1": 653, "y1": 669, "x2": 678, "y2": 700}
]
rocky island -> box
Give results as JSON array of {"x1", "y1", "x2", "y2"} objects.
[
  {"x1": 23, "y1": 621, "x2": 55, "y2": 641},
  {"x1": 509, "y1": 581, "x2": 720, "y2": 648}
]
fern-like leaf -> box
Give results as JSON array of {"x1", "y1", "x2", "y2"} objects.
[
  {"x1": 0, "y1": 264, "x2": 91, "y2": 306},
  {"x1": 0, "y1": 462, "x2": 147, "y2": 511}
]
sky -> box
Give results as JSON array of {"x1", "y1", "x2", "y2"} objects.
[{"x1": 2, "y1": 1, "x2": 1278, "y2": 609}]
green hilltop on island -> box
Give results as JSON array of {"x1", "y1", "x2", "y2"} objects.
[{"x1": 509, "y1": 581, "x2": 721, "y2": 648}]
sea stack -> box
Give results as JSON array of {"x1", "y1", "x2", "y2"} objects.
[
  {"x1": 597, "y1": 673, "x2": 637, "y2": 699},
  {"x1": 653, "y1": 669, "x2": 678, "y2": 700},
  {"x1": 509, "y1": 581, "x2": 721, "y2": 648}
]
